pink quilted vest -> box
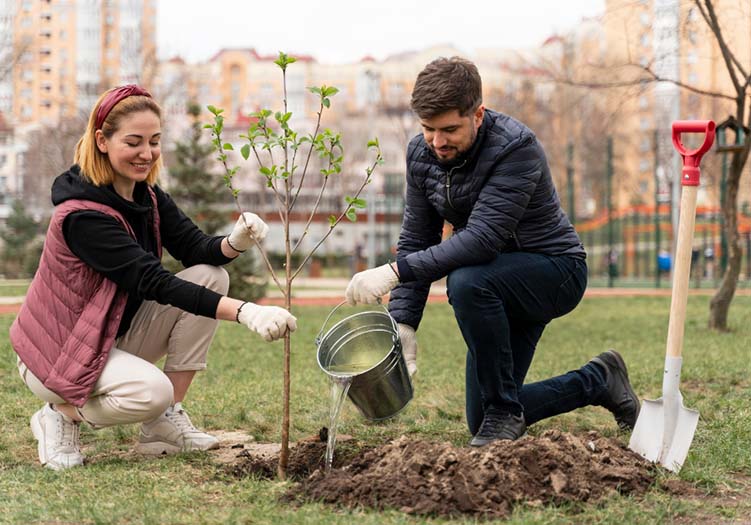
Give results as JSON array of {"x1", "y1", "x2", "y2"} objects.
[{"x1": 10, "y1": 190, "x2": 161, "y2": 407}]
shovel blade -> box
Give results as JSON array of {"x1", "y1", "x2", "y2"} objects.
[{"x1": 628, "y1": 397, "x2": 699, "y2": 473}]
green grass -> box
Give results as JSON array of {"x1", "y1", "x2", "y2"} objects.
[
  {"x1": 0, "y1": 280, "x2": 29, "y2": 297},
  {"x1": 1, "y1": 296, "x2": 750, "y2": 524}
]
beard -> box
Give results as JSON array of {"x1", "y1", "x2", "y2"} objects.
[{"x1": 428, "y1": 125, "x2": 478, "y2": 164}]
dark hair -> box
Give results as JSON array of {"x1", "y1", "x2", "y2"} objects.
[{"x1": 410, "y1": 57, "x2": 482, "y2": 119}]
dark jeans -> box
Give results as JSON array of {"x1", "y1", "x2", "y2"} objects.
[{"x1": 446, "y1": 252, "x2": 607, "y2": 435}]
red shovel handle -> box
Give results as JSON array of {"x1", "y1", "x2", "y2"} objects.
[{"x1": 671, "y1": 120, "x2": 716, "y2": 186}]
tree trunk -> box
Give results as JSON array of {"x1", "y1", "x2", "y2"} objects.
[{"x1": 709, "y1": 151, "x2": 745, "y2": 330}]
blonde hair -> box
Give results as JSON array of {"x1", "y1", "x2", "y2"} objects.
[{"x1": 74, "y1": 89, "x2": 163, "y2": 186}]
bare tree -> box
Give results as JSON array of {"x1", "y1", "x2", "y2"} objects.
[{"x1": 534, "y1": 0, "x2": 750, "y2": 330}]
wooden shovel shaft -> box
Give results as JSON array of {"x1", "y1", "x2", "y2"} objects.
[{"x1": 665, "y1": 185, "x2": 698, "y2": 358}]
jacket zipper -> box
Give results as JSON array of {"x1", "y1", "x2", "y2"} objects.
[{"x1": 445, "y1": 159, "x2": 467, "y2": 210}]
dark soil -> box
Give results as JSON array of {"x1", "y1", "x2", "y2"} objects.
[
  {"x1": 228, "y1": 431, "x2": 367, "y2": 480},
  {"x1": 231, "y1": 429, "x2": 657, "y2": 519}
]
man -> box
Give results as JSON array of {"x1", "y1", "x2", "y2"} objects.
[{"x1": 345, "y1": 57, "x2": 640, "y2": 446}]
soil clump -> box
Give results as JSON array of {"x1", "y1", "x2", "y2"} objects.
[{"x1": 281, "y1": 429, "x2": 657, "y2": 519}]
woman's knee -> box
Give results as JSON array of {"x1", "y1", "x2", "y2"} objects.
[
  {"x1": 137, "y1": 372, "x2": 174, "y2": 421},
  {"x1": 179, "y1": 265, "x2": 230, "y2": 295}
]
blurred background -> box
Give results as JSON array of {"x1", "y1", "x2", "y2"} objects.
[{"x1": 1, "y1": 0, "x2": 750, "y2": 292}]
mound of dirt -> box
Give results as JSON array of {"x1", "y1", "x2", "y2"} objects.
[
  {"x1": 288, "y1": 430, "x2": 656, "y2": 519},
  {"x1": 228, "y1": 432, "x2": 366, "y2": 480}
]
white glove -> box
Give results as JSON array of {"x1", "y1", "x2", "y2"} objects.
[
  {"x1": 345, "y1": 263, "x2": 399, "y2": 305},
  {"x1": 398, "y1": 323, "x2": 418, "y2": 378},
  {"x1": 227, "y1": 212, "x2": 269, "y2": 252},
  {"x1": 237, "y1": 303, "x2": 297, "y2": 342}
]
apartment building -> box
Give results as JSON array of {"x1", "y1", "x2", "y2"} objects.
[
  {"x1": 1, "y1": 0, "x2": 156, "y2": 128},
  {"x1": 599, "y1": 0, "x2": 751, "y2": 209}
]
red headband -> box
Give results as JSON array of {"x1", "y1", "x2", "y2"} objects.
[{"x1": 95, "y1": 84, "x2": 152, "y2": 129}]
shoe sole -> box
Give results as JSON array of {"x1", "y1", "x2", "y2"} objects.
[
  {"x1": 135, "y1": 440, "x2": 220, "y2": 455},
  {"x1": 134, "y1": 441, "x2": 182, "y2": 456},
  {"x1": 600, "y1": 350, "x2": 641, "y2": 430},
  {"x1": 470, "y1": 431, "x2": 528, "y2": 447}
]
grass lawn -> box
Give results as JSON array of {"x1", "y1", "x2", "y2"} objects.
[
  {"x1": 1, "y1": 296, "x2": 750, "y2": 524},
  {"x1": 0, "y1": 280, "x2": 29, "y2": 297}
]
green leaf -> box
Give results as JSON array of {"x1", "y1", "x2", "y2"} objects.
[
  {"x1": 323, "y1": 86, "x2": 339, "y2": 97},
  {"x1": 308, "y1": 86, "x2": 322, "y2": 95},
  {"x1": 345, "y1": 208, "x2": 357, "y2": 222},
  {"x1": 223, "y1": 143, "x2": 234, "y2": 151},
  {"x1": 240, "y1": 144, "x2": 251, "y2": 160},
  {"x1": 322, "y1": 98, "x2": 330, "y2": 108},
  {"x1": 328, "y1": 214, "x2": 337, "y2": 226}
]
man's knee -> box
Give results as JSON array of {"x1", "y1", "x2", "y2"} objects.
[{"x1": 447, "y1": 267, "x2": 485, "y2": 307}]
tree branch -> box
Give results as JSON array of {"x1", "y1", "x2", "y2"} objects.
[
  {"x1": 290, "y1": 103, "x2": 324, "y2": 211},
  {"x1": 695, "y1": 0, "x2": 748, "y2": 90},
  {"x1": 291, "y1": 155, "x2": 378, "y2": 280}
]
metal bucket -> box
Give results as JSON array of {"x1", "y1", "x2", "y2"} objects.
[{"x1": 316, "y1": 302, "x2": 413, "y2": 420}]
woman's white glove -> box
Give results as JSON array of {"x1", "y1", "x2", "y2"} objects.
[
  {"x1": 397, "y1": 323, "x2": 418, "y2": 378},
  {"x1": 227, "y1": 212, "x2": 269, "y2": 252},
  {"x1": 237, "y1": 303, "x2": 297, "y2": 342},
  {"x1": 345, "y1": 263, "x2": 399, "y2": 305}
]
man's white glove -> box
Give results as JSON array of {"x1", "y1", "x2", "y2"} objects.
[
  {"x1": 397, "y1": 323, "x2": 418, "y2": 378},
  {"x1": 345, "y1": 263, "x2": 399, "y2": 305},
  {"x1": 237, "y1": 303, "x2": 297, "y2": 342},
  {"x1": 227, "y1": 212, "x2": 269, "y2": 252}
]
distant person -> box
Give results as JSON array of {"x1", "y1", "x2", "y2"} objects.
[
  {"x1": 344, "y1": 57, "x2": 640, "y2": 445},
  {"x1": 10, "y1": 85, "x2": 297, "y2": 470}
]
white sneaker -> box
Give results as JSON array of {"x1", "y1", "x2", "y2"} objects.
[
  {"x1": 135, "y1": 402, "x2": 219, "y2": 455},
  {"x1": 30, "y1": 404, "x2": 84, "y2": 470}
]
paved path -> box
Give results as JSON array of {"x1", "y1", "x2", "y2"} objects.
[{"x1": 1, "y1": 278, "x2": 749, "y2": 313}]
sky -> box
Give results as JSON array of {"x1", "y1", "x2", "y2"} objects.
[{"x1": 157, "y1": 0, "x2": 606, "y2": 65}]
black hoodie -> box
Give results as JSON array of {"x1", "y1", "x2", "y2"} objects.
[{"x1": 52, "y1": 165, "x2": 234, "y2": 337}]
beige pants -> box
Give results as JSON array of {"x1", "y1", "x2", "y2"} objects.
[{"x1": 18, "y1": 264, "x2": 230, "y2": 428}]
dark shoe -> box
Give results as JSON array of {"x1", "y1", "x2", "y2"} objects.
[
  {"x1": 469, "y1": 410, "x2": 526, "y2": 447},
  {"x1": 591, "y1": 350, "x2": 641, "y2": 431}
]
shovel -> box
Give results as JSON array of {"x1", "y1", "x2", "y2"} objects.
[{"x1": 628, "y1": 120, "x2": 715, "y2": 473}]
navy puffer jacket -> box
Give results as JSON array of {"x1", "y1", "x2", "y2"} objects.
[{"x1": 389, "y1": 109, "x2": 585, "y2": 329}]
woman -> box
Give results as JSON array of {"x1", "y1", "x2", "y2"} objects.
[{"x1": 10, "y1": 84, "x2": 297, "y2": 470}]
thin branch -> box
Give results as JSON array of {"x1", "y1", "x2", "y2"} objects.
[
  {"x1": 291, "y1": 154, "x2": 380, "y2": 280},
  {"x1": 547, "y1": 64, "x2": 736, "y2": 101},
  {"x1": 248, "y1": 141, "x2": 287, "y2": 225},
  {"x1": 291, "y1": 158, "x2": 334, "y2": 254},
  {"x1": 695, "y1": 0, "x2": 748, "y2": 89},
  {"x1": 282, "y1": 66, "x2": 290, "y2": 209},
  {"x1": 209, "y1": 120, "x2": 285, "y2": 294},
  {"x1": 290, "y1": 102, "x2": 325, "y2": 211}
]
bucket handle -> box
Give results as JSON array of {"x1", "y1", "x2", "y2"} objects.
[{"x1": 315, "y1": 300, "x2": 399, "y2": 348}]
